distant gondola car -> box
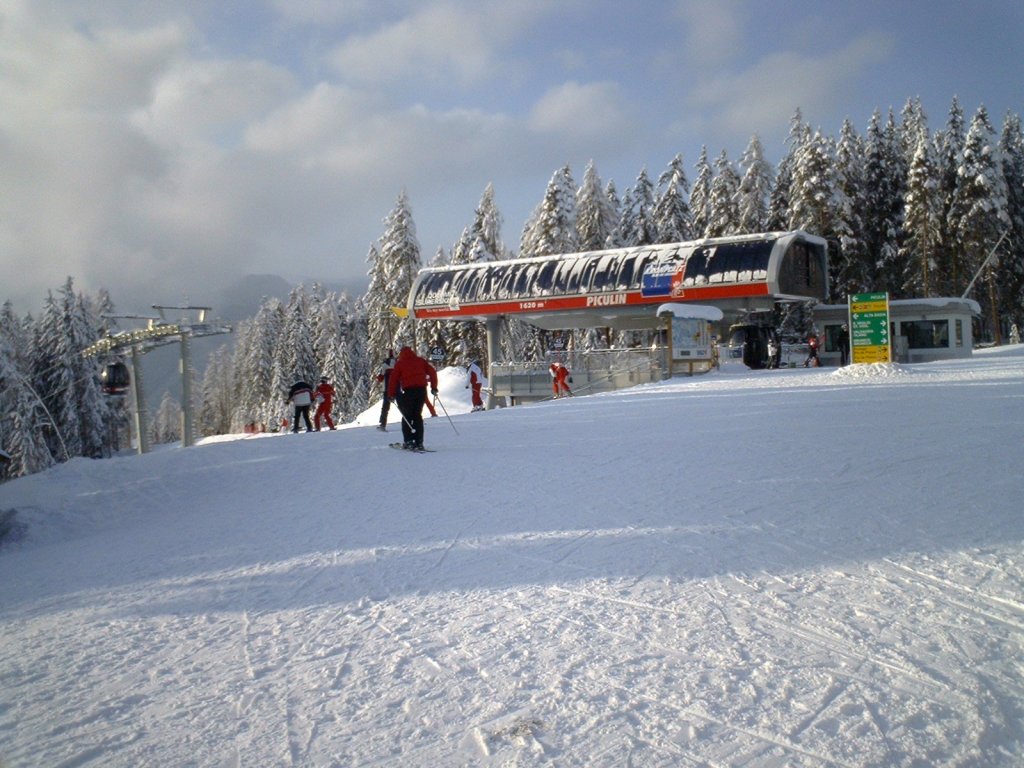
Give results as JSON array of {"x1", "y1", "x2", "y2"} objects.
[{"x1": 100, "y1": 361, "x2": 130, "y2": 395}]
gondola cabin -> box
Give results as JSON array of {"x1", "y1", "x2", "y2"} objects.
[{"x1": 100, "y1": 361, "x2": 130, "y2": 396}]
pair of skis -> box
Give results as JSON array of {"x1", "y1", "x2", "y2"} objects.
[{"x1": 388, "y1": 442, "x2": 435, "y2": 453}]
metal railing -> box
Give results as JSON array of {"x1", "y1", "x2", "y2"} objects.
[{"x1": 490, "y1": 347, "x2": 670, "y2": 401}]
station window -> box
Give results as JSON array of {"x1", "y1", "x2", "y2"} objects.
[{"x1": 901, "y1": 319, "x2": 949, "y2": 349}]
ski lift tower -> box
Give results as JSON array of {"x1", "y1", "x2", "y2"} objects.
[{"x1": 82, "y1": 306, "x2": 232, "y2": 454}]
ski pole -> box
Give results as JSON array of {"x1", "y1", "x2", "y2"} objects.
[{"x1": 432, "y1": 393, "x2": 460, "y2": 435}]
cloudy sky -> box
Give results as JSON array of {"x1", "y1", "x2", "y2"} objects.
[{"x1": 2, "y1": 0, "x2": 1022, "y2": 315}]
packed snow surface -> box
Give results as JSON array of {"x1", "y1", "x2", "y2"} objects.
[{"x1": 2, "y1": 348, "x2": 1023, "y2": 767}]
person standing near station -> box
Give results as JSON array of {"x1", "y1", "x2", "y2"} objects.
[
  {"x1": 466, "y1": 359, "x2": 485, "y2": 412},
  {"x1": 287, "y1": 379, "x2": 314, "y2": 433},
  {"x1": 804, "y1": 332, "x2": 821, "y2": 368},
  {"x1": 387, "y1": 346, "x2": 438, "y2": 451},
  {"x1": 837, "y1": 323, "x2": 850, "y2": 366},
  {"x1": 314, "y1": 376, "x2": 336, "y2": 431},
  {"x1": 549, "y1": 360, "x2": 572, "y2": 398},
  {"x1": 375, "y1": 350, "x2": 396, "y2": 431}
]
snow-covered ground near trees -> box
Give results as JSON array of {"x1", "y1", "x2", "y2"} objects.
[{"x1": 2, "y1": 347, "x2": 1023, "y2": 767}]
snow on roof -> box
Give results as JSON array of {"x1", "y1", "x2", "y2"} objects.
[{"x1": 656, "y1": 303, "x2": 724, "y2": 321}]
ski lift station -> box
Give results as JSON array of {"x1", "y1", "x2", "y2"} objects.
[{"x1": 407, "y1": 230, "x2": 829, "y2": 403}]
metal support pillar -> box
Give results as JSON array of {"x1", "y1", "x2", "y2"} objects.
[
  {"x1": 485, "y1": 316, "x2": 502, "y2": 410},
  {"x1": 180, "y1": 333, "x2": 195, "y2": 447},
  {"x1": 131, "y1": 346, "x2": 151, "y2": 455}
]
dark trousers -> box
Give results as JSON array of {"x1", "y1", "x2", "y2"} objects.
[
  {"x1": 293, "y1": 405, "x2": 312, "y2": 432},
  {"x1": 379, "y1": 376, "x2": 391, "y2": 425},
  {"x1": 396, "y1": 387, "x2": 427, "y2": 445}
]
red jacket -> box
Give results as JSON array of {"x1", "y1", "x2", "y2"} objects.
[
  {"x1": 315, "y1": 382, "x2": 335, "y2": 406},
  {"x1": 387, "y1": 347, "x2": 438, "y2": 398}
]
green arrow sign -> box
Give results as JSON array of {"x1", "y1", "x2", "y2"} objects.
[{"x1": 849, "y1": 292, "x2": 891, "y2": 364}]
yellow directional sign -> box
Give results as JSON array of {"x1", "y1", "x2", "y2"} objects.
[{"x1": 849, "y1": 292, "x2": 891, "y2": 364}]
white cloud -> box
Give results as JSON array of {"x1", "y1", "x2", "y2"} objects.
[
  {"x1": 674, "y1": 0, "x2": 745, "y2": 69},
  {"x1": 324, "y1": 0, "x2": 555, "y2": 89},
  {"x1": 131, "y1": 59, "x2": 297, "y2": 148},
  {"x1": 528, "y1": 81, "x2": 631, "y2": 141},
  {"x1": 687, "y1": 34, "x2": 893, "y2": 149}
]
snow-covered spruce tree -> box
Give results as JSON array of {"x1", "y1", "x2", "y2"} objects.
[
  {"x1": 789, "y1": 131, "x2": 840, "y2": 241},
  {"x1": 902, "y1": 130, "x2": 943, "y2": 297},
  {"x1": 862, "y1": 109, "x2": 909, "y2": 297},
  {"x1": 448, "y1": 185, "x2": 505, "y2": 368},
  {"x1": 576, "y1": 160, "x2": 620, "y2": 251},
  {"x1": 521, "y1": 165, "x2": 579, "y2": 259},
  {"x1": 334, "y1": 293, "x2": 369, "y2": 422},
  {"x1": 654, "y1": 154, "x2": 693, "y2": 243},
  {"x1": 417, "y1": 246, "x2": 452, "y2": 370},
  {"x1": 998, "y1": 112, "x2": 1024, "y2": 332},
  {"x1": 766, "y1": 109, "x2": 809, "y2": 232},
  {"x1": 603, "y1": 180, "x2": 623, "y2": 248},
  {"x1": 153, "y1": 391, "x2": 181, "y2": 444},
  {"x1": 951, "y1": 104, "x2": 1010, "y2": 339},
  {"x1": 70, "y1": 289, "x2": 109, "y2": 458},
  {"x1": 736, "y1": 135, "x2": 774, "y2": 235},
  {"x1": 518, "y1": 165, "x2": 579, "y2": 359},
  {"x1": 232, "y1": 297, "x2": 285, "y2": 431},
  {"x1": 934, "y1": 96, "x2": 967, "y2": 296},
  {"x1": 274, "y1": 286, "x2": 318, "y2": 401},
  {"x1": 619, "y1": 167, "x2": 658, "y2": 246},
  {"x1": 831, "y1": 118, "x2": 869, "y2": 300},
  {"x1": 0, "y1": 339, "x2": 53, "y2": 479},
  {"x1": 197, "y1": 343, "x2": 234, "y2": 436},
  {"x1": 371, "y1": 190, "x2": 422, "y2": 356},
  {"x1": 690, "y1": 146, "x2": 713, "y2": 238},
  {"x1": 706, "y1": 149, "x2": 741, "y2": 238},
  {"x1": 31, "y1": 286, "x2": 81, "y2": 461}
]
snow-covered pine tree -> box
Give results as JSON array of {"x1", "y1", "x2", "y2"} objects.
[
  {"x1": 619, "y1": 167, "x2": 658, "y2": 246},
  {"x1": 518, "y1": 165, "x2": 578, "y2": 359},
  {"x1": 603, "y1": 180, "x2": 623, "y2": 248},
  {"x1": 520, "y1": 165, "x2": 579, "y2": 259},
  {"x1": 153, "y1": 391, "x2": 181, "y2": 444},
  {"x1": 232, "y1": 297, "x2": 285, "y2": 431},
  {"x1": 951, "y1": 104, "x2": 1010, "y2": 340},
  {"x1": 998, "y1": 111, "x2": 1024, "y2": 333},
  {"x1": 197, "y1": 343, "x2": 234, "y2": 436},
  {"x1": 654, "y1": 154, "x2": 692, "y2": 243},
  {"x1": 70, "y1": 289, "x2": 108, "y2": 458},
  {"x1": 448, "y1": 185, "x2": 504, "y2": 367},
  {"x1": 706, "y1": 149, "x2": 741, "y2": 238},
  {"x1": 862, "y1": 109, "x2": 908, "y2": 296},
  {"x1": 766, "y1": 109, "x2": 809, "y2": 232},
  {"x1": 934, "y1": 96, "x2": 967, "y2": 296},
  {"x1": 0, "y1": 338, "x2": 53, "y2": 479},
  {"x1": 902, "y1": 130, "x2": 942, "y2": 297},
  {"x1": 336, "y1": 293, "x2": 369, "y2": 422},
  {"x1": 736, "y1": 135, "x2": 774, "y2": 235},
  {"x1": 576, "y1": 161, "x2": 620, "y2": 251},
  {"x1": 376, "y1": 190, "x2": 422, "y2": 351},
  {"x1": 274, "y1": 286, "x2": 318, "y2": 401},
  {"x1": 832, "y1": 118, "x2": 869, "y2": 300},
  {"x1": 31, "y1": 286, "x2": 80, "y2": 461},
  {"x1": 690, "y1": 147, "x2": 713, "y2": 238},
  {"x1": 788, "y1": 131, "x2": 839, "y2": 240}
]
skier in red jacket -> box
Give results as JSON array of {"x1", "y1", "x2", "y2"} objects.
[
  {"x1": 549, "y1": 361, "x2": 572, "y2": 398},
  {"x1": 314, "y1": 377, "x2": 336, "y2": 430},
  {"x1": 467, "y1": 360, "x2": 485, "y2": 411},
  {"x1": 386, "y1": 346, "x2": 439, "y2": 450}
]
